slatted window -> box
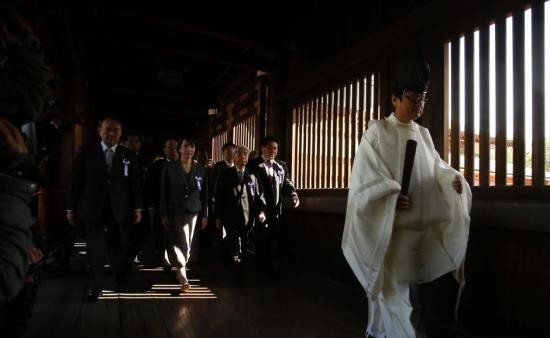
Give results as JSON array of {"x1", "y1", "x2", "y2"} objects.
[
  {"x1": 445, "y1": 2, "x2": 550, "y2": 187},
  {"x1": 291, "y1": 73, "x2": 379, "y2": 189},
  {"x1": 211, "y1": 131, "x2": 228, "y2": 162},
  {"x1": 231, "y1": 114, "x2": 256, "y2": 152}
]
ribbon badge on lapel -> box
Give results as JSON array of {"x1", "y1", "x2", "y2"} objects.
[
  {"x1": 247, "y1": 180, "x2": 255, "y2": 195},
  {"x1": 194, "y1": 176, "x2": 202, "y2": 191},
  {"x1": 122, "y1": 158, "x2": 131, "y2": 177},
  {"x1": 277, "y1": 169, "x2": 284, "y2": 181}
]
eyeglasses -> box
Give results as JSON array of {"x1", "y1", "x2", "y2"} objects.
[{"x1": 402, "y1": 92, "x2": 427, "y2": 104}]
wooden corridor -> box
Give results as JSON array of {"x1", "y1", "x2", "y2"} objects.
[{"x1": 22, "y1": 254, "x2": 368, "y2": 338}]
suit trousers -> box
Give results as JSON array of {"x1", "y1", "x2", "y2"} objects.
[
  {"x1": 226, "y1": 223, "x2": 250, "y2": 263},
  {"x1": 85, "y1": 206, "x2": 130, "y2": 290},
  {"x1": 148, "y1": 208, "x2": 167, "y2": 266},
  {"x1": 128, "y1": 216, "x2": 148, "y2": 263},
  {"x1": 165, "y1": 213, "x2": 197, "y2": 283},
  {"x1": 254, "y1": 216, "x2": 281, "y2": 272}
]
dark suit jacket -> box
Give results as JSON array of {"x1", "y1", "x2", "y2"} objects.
[
  {"x1": 209, "y1": 160, "x2": 232, "y2": 209},
  {"x1": 247, "y1": 157, "x2": 297, "y2": 221},
  {"x1": 68, "y1": 143, "x2": 142, "y2": 222},
  {"x1": 145, "y1": 158, "x2": 168, "y2": 209},
  {"x1": 214, "y1": 167, "x2": 265, "y2": 229},
  {"x1": 159, "y1": 162, "x2": 208, "y2": 219}
]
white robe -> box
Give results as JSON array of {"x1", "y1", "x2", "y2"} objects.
[{"x1": 342, "y1": 114, "x2": 472, "y2": 299}]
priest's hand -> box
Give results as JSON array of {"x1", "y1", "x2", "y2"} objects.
[
  {"x1": 452, "y1": 175, "x2": 463, "y2": 194},
  {"x1": 396, "y1": 194, "x2": 410, "y2": 210},
  {"x1": 292, "y1": 195, "x2": 300, "y2": 208}
]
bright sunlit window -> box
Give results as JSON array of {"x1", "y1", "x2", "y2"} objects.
[
  {"x1": 291, "y1": 73, "x2": 379, "y2": 189},
  {"x1": 445, "y1": 3, "x2": 550, "y2": 187},
  {"x1": 211, "y1": 131, "x2": 228, "y2": 162},
  {"x1": 231, "y1": 115, "x2": 256, "y2": 153}
]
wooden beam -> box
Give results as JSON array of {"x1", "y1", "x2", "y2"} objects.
[
  {"x1": 465, "y1": 31, "x2": 475, "y2": 185},
  {"x1": 479, "y1": 25, "x2": 490, "y2": 187},
  {"x1": 513, "y1": 11, "x2": 525, "y2": 186},
  {"x1": 108, "y1": 88, "x2": 206, "y2": 104},
  {"x1": 531, "y1": 1, "x2": 546, "y2": 186},
  {"x1": 315, "y1": 97, "x2": 321, "y2": 189},
  {"x1": 74, "y1": 2, "x2": 277, "y2": 57},
  {"x1": 330, "y1": 91, "x2": 337, "y2": 189},
  {"x1": 321, "y1": 94, "x2": 328, "y2": 189},
  {"x1": 300, "y1": 101, "x2": 306, "y2": 189},
  {"x1": 84, "y1": 33, "x2": 275, "y2": 71},
  {"x1": 338, "y1": 88, "x2": 344, "y2": 188},
  {"x1": 451, "y1": 36, "x2": 461, "y2": 171},
  {"x1": 142, "y1": 15, "x2": 276, "y2": 57},
  {"x1": 495, "y1": 16, "x2": 507, "y2": 186}
]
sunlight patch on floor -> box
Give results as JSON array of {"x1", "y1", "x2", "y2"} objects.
[{"x1": 97, "y1": 281, "x2": 218, "y2": 300}]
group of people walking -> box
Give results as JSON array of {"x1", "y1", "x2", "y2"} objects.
[{"x1": 66, "y1": 118, "x2": 300, "y2": 302}]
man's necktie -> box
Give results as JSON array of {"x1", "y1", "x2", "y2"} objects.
[
  {"x1": 265, "y1": 160, "x2": 274, "y2": 183},
  {"x1": 105, "y1": 148, "x2": 114, "y2": 173},
  {"x1": 237, "y1": 170, "x2": 244, "y2": 184}
]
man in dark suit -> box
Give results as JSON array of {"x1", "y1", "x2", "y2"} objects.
[
  {"x1": 247, "y1": 136, "x2": 299, "y2": 275},
  {"x1": 207, "y1": 142, "x2": 236, "y2": 261},
  {"x1": 123, "y1": 133, "x2": 148, "y2": 266},
  {"x1": 209, "y1": 142, "x2": 237, "y2": 211},
  {"x1": 67, "y1": 117, "x2": 142, "y2": 301},
  {"x1": 215, "y1": 145, "x2": 265, "y2": 285},
  {"x1": 145, "y1": 138, "x2": 179, "y2": 267}
]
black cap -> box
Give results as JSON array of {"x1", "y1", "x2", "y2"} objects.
[{"x1": 394, "y1": 59, "x2": 430, "y2": 93}]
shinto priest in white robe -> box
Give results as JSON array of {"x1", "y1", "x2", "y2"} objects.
[{"x1": 342, "y1": 113, "x2": 472, "y2": 336}]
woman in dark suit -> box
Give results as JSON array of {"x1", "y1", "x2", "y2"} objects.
[{"x1": 159, "y1": 139, "x2": 208, "y2": 292}]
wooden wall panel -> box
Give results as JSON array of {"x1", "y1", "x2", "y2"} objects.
[{"x1": 283, "y1": 207, "x2": 550, "y2": 337}]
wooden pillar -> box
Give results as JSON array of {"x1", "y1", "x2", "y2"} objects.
[{"x1": 257, "y1": 73, "x2": 268, "y2": 151}]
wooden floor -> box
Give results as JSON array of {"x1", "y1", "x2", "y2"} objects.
[{"x1": 22, "y1": 252, "x2": 368, "y2": 338}]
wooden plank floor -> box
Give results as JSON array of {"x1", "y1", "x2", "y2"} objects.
[{"x1": 22, "y1": 253, "x2": 368, "y2": 338}]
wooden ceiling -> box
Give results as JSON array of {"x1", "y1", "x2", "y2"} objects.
[
  {"x1": 64, "y1": 2, "x2": 290, "y2": 118},
  {"x1": 60, "y1": 0, "x2": 430, "y2": 133}
]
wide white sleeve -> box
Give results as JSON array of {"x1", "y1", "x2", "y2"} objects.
[
  {"x1": 342, "y1": 125, "x2": 401, "y2": 297},
  {"x1": 433, "y1": 149, "x2": 472, "y2": 286}
]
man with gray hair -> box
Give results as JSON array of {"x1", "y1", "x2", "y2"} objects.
[{"x1": 215, "y1": 145, "x2": 265, "y2": 285}]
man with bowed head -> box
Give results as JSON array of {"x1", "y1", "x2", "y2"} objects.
[{"x1": 342, "y1": 58, "x2": 471, "y2": 338}]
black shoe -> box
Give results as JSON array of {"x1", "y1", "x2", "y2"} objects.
[{"x1": 85, "y1": 288, "x2": 100, "y2": 302}]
